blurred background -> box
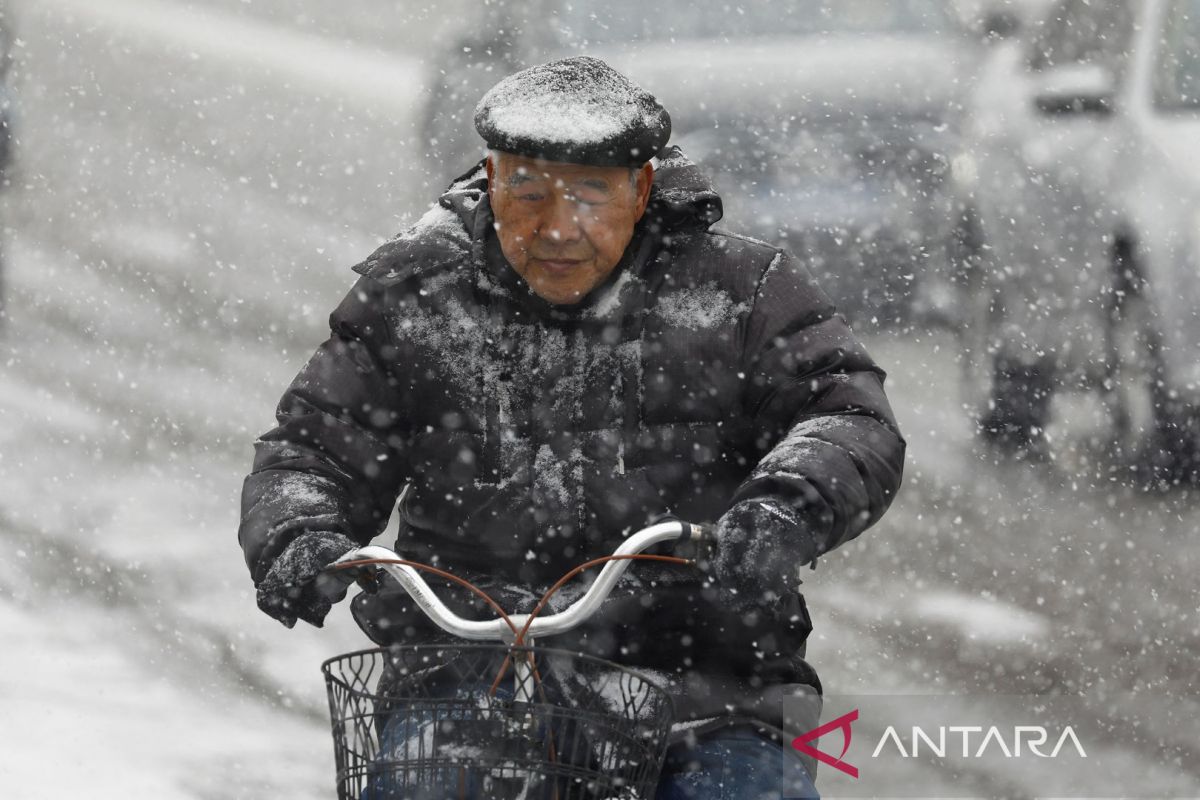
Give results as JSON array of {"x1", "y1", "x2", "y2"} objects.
[{"x1": 1, "y1": 0, "x2": 1198, "y2": 796}]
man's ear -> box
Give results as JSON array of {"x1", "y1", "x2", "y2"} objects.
[
  {"x1": 633, "y1": 161, "x2": 654, "y2": 221},
  {"x1": 485, "y1": 154, "x2": 495, "y2": 202}
]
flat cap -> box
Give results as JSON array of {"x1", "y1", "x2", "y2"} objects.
[{"x1": 474, "y1": 56, "x2": 671, "y2": 168}]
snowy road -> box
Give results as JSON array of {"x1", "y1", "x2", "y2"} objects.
[{"x1": 1, "y1": 1, "x2": 1198, "y2": 798}]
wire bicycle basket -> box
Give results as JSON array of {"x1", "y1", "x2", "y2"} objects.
[{"x1": 323, "y1": 644, "x2": 675, "y2": 800}]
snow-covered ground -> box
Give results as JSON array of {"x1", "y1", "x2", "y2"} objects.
[{"x1": 1, "y1": 1, "x2": 1198, "y2": 798}]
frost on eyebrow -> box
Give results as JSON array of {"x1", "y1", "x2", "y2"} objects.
[
  {"x1": 505, "y1": 172, "x2": 539, "y2": 188},
  {"x1": 579, "y1": 178, "x2": 610, "y2": 191}
]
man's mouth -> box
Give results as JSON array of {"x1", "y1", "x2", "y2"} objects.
[{"x1": 533, "y1": 257, "x2": 586, "y2": 274}]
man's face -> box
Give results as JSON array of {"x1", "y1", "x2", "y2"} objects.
[{"x1": 486, "y1": 151, "x2": 654, "y2": 305}]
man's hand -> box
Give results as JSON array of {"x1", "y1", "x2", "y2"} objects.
[
  {"x1": 709, "y1": 499, "x2": 818, "y2": 610},
  {"x1": 256, "y1": 531, "x2": 359, "y2": 628}
]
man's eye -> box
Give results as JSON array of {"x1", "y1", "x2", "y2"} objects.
[
  {"x1": 519, "y1": 193, "x2": 545, "y2": 201},
  {"x1": 574, "y1": 193, "x2": 609, "y2": 207}
]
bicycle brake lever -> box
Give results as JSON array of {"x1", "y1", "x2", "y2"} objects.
[{"x1": 354, "y1": 568, "x2": 382, "y2": 595}]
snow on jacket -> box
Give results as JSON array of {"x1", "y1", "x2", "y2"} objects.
[{"x1": 238, "y1": 146, "x2": 906, "y2": 740}]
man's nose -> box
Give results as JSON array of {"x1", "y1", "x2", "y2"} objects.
[{"x1": 537, "y1": 195, "x2": 584, "y2": 244}]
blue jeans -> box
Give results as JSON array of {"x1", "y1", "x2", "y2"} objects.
[{"x1": 656, "y1": 725, "x2": 820, "y2": 800}]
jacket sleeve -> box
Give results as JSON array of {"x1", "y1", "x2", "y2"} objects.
[
  {"x1": 237, "y1": 275, "x2": 409, "y2": 585},
  {"x1": 730, "y1": 248, "x2": 906, "y2": 566}
]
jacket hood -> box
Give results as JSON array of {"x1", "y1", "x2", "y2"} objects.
[{"x1": 351, "y1": 145, "x2": 722, "y2": 286}]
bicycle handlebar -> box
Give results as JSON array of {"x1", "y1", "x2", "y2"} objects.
[{"x1": 326, "y1": 520, "x2": 712, "y2": 643}]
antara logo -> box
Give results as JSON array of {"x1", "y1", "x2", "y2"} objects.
[
  {"x1": 792, "y1": 710, "x2": 1088, "y2": 780},
  {"x1": 792, "y1": 709, "x2": 860, "y2": 778}
]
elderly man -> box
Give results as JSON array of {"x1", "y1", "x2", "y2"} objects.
[{"x1": 239, "y1": 56, "x2": 904, "y2": 797}]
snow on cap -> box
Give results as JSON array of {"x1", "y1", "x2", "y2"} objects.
[{"x1": 474, "y1": 56, "x2": 671, "y2": 168}]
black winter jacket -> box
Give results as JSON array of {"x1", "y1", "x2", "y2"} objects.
[{"x1": 238, "y1": 147, "x2": 905, "y2": 742}]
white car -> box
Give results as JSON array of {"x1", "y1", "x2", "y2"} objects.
[{"x1": 962, "y1": 0, "x2": 1200, "y2": 479}]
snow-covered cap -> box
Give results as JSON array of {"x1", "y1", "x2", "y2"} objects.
[{"x1": 473, "y1": 56, "x2": 671, "y2": 168}]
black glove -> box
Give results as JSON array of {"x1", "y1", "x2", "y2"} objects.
[
  {"x1": 256, "y1": 531, "x2": 358, "y2": 628},
  {"x1": 709, "y1": 499, "x2": 818, "y2": 611}
]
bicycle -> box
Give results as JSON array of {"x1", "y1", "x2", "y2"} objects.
[{"x1": 319, "y1": 519, "x2": 714, "y2": 800}]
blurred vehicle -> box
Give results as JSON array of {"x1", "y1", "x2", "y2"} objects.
[
  {"x1": 420, "y1": 0, "x2": 995, "y2": 327},
  {"x1": 962, "y1": 0, "x2": 1200, "y2": 477}
]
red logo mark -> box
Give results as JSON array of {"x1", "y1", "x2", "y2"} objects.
[{"x1": 792, "y1": 708, "x2": 860, "y2": 778}]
